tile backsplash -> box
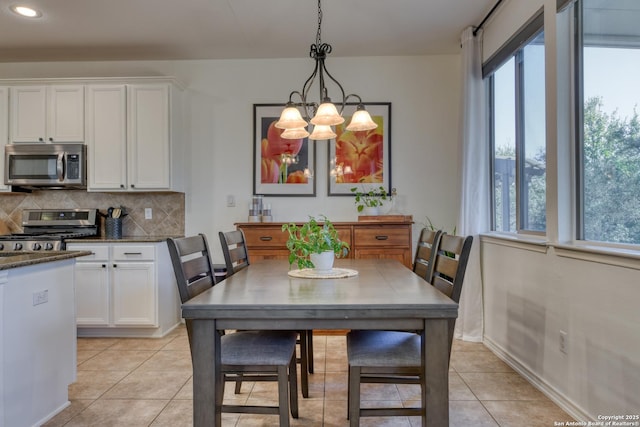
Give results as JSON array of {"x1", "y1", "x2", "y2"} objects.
[{"x1": 0, "y1": 190, "x2": 184, "y2": 237}]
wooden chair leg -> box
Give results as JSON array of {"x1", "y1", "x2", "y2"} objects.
[
  {"x1": 307, "y1": 330, "x2": 314, "y2": 373},
  {"x1": 298, "y1": 331, "x2": 309, "y2": 398},
  {"x1": 288, "y1": 354, "x2": 299, "y2": 419},
  {"x1": 348, "y1": 366, "x2": 361, "y2": 426},
  {"x1": 234, "y1": 373, "x2": 243, "y2": 394},
  {"x1": 278, "y1": 363, "x2": 292, "y2": 427}
]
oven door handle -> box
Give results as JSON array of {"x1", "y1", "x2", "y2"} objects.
[{"x1": 57, "y1": 153, "x2": 65, "y2": 182}]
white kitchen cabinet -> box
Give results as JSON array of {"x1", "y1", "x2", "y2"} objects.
[
  {"x1": 111, "y1": 245, "x2": 156, "y2": 326},
  {"x1": 127, "y1": 84, "x2": 171, "y2": 190},
  {"x1": 67, "y1": 241, "x2": 180, "y2": 337},
  {"x1": 0, "y1": 86, "x2": 8, "y2": 192},
  {"x1": 73, "y1": 245, "x2": 110, "y2": 325},
  {"x1": 85, "y1": 85, "x2": 127, "y2": 190},
  {"x1": 86, "y1": 82, "x2": 182, "y2": 192},
  {"x1": 9, "y1": 85, "x2": 85, "y2": 143}
]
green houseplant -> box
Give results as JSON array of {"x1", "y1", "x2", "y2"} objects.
[
  {"x1": 350, "y1": 185, "x2": 388, "y2": 214},
  {"x1": 281, "y1": 215, "x2": 350, "y2": 269}
]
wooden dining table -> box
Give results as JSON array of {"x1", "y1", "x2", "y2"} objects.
[{"x1": 181, "y1": 258, "x2": 458, "y2": 426}]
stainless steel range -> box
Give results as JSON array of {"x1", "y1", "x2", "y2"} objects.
[{"x1": 0, "y1": 208, "x2": 98, "y2": 252}]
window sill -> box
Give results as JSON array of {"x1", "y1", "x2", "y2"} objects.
[
  {"x1": 480, "y1": 232, "x2": 640, "y2": 270},
  {"x1": 551, "y1": 242, "x2": 640, "y2": 270},
  {"x1": 480, "y1": 232, "x2": 548, "y2": 253}
]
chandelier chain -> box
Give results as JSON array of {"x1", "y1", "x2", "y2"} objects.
[{"x1": 316, "y1": 0, "x2": 322, "y2": 46}]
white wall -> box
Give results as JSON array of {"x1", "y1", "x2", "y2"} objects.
[
  {"x1": 0, "y1": 54, "x2": 463, "y2": 261},
  {"x1": 480, "y1": 0, "x2": 640, "y2": 421}
]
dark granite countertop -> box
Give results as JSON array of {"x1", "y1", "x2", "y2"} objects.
[
  {"x1": 66, "y1": 236, "x2": 182, "y2": 244},
  {"x1": 0, "y1": 251, "x2": 92, "y2": 271}
]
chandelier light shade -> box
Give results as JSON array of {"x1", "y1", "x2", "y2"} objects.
[
  {"x1": 308, "y1": 124, "x2": 337, "y2": 140},
  {"x1": 281, "y1": 127, "x2": 310, "y2": 139},
  {"x1": 274, "y1": 104, "x2": 308, "y2": 129},
  {"x1": 345, "y1": 105, "x2": 378, "y2": 132},
  {"x1": 310, "y1": 101, "x2": 344, "y2": 126},
  {"x1": 277, "y1": 0, "x2": 377, "y2": 140}
]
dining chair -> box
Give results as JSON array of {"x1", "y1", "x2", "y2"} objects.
[
  {"x1": 218, "y1": 229, "x2": 312, "y2": 398},
  {"x1": 218, "y1": 229, "x2": 250, "y2": 277},
  {"x1": 346, "y1": 233, "x2": 473, "y2": 425},
  {"x1": 412, "y1": 228, "x2": 443, "y2": 282},
  {"x1": 166, "y1": 234, "x2": 299, "y2": 425}
]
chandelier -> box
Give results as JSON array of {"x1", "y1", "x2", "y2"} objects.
[{"x1": 275, "y1": 0, "x2": 378, "y2": 140}]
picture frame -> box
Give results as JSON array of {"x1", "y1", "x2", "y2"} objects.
[
  {"x1": 253, "y1": 104, "x2": 316, "y2": 196},
  {"x1": 328, "y1": 102, "x2": 391, "y2": 196}
]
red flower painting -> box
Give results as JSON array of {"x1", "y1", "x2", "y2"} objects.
[
  {"x1": 260, "y1": 120, "x2": 308, "y2": 184},
  {"x1": 334, "y1": 115, "x2": 384, "y2": 184}
]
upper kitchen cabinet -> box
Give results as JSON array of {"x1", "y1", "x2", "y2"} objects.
[
  {"x1": 0, "y1": 86, "x2": 8, "y2": 192},
  {"x1": 86, "y1": 81, "x2": 184, "y2": 192},
  {"x1": 9, "y1": 85, "x2": 85, "y2": 143}
]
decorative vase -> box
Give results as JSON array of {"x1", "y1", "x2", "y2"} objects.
[
  {"x1": 362, "y1": 206, "x2": 379, "y2": 216},
  {"x1": 310, "y1": 251, "x2": 335, "y2": 273}
]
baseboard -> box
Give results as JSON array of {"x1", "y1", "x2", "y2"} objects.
[
  {"x1": 482, "y1": 336, "x2": 592, "y2": 423},
  {"x1": 35, "y1": 400, "x2": 71, "y2": 427}
]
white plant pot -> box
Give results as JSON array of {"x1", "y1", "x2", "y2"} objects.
[
  {"x1": 362, "y1": 206, "x2": 380, "y2": 216},
  {"x1": 310, "y1": 251, "x2": 335, "y2": 273}
]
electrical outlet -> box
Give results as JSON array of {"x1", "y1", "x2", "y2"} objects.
[
  {"x1": 145, "y1": 208, "x2": 153, "y2": 219},
  {"x1": 226, "y1": 194, "x2": 235, "y2": 207},
  {"x1": 559, "y1": 330, "x2": 568, "y2": 354},
  {"x1": 33, "y1": 290, "x2": 48, "y2": 306}
]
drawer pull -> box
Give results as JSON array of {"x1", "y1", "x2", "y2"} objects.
[
  {"x1": 123, "y1": 252, "x2": 143, "y2": 255},
  {"x1": 375, "y1": 235, "x2": 389, "y2": 240},
  {"x1": 260, "y1": 236, "x2": 273, "y2": 241}
]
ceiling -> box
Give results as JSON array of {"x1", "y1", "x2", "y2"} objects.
[{"x1": 0, "y1": 0, "x2": 496, "y2": 63}]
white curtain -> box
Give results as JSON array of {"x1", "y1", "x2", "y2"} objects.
[{"x1": 454, "y1": 27, "x2": 489, "y2": 342}]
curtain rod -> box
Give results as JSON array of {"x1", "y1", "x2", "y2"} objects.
[{"x1": 473, "y1": 0, "x2": 504, "y2": 36}]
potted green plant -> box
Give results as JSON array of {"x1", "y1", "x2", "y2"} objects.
[
  {"x1": 350, "y1": 185, "x2": 388, "y2": 215},
  {"x1": 281, "y1": 215, "x2": 350, "y2": 270}
]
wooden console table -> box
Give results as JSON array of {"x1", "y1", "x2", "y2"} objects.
[{"x1": 236, "y1": 217, "x2": 414, "y2": 268}]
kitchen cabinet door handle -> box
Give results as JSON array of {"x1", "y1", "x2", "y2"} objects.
[
  {"x1": 375, "y1": 235, "x2": 389, "y2": 240},
  {"x1": 102, "y1": 264, "x2": 106, "y2": 268},
  {"x1": 260, "y1": 236, "x2": 273, "y2": 241},
  {"x1": 113, "y1": 264, "x2": 117, "y2": 268},
  {"x1": 124, "y1": 252, "x2": 143, "y2": 255}
]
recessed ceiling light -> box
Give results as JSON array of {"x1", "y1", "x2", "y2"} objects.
[{"x1": 10, "y1": 5, "x2": 42, "y2": 18}]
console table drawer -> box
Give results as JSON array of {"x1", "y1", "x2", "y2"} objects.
[
  {"x1": 242, "y1": 226, "x2": 289, "y2": 247},
  {"x1": 353, "y1": 226, "x2": 410, "y2": 247}
]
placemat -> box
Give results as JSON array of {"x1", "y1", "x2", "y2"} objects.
[{"x1": 287, "y1": 268, "x2": 358, "y2": 279}]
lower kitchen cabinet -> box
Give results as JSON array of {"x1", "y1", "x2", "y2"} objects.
[{"x1": 67, "y1": 241, "x2": 180, "y2": 337}]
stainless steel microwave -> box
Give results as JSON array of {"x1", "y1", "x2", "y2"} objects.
[{"x1": 4, "y1": 143, "x2": 87, "y2": 190}]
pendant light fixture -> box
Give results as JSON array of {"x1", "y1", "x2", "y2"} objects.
[{"x1": 275, "y1": 0, "x2": 378, "y2": 140}]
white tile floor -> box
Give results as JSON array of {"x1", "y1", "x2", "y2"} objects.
[{"x1": 43, "y1": 326, "x2": 575, "y2": 426}]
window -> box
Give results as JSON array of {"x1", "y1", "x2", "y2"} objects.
[
  {"x1": 577, "y1": 0, "x2": 640, "y2": 245},
  {"x1": 486, "y1": 11, "x2": 546, "y2": 233}
]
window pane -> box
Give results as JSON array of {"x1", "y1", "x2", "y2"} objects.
[
  {"x1": 581, "y1": 0, "x2": 640, "y2": 244},
  {"x1": 522, "y1": 33, "x2": 546, "y2": 231},
  {"x1": 493, "y1": 58, "x2": 516, "y2": 232}
]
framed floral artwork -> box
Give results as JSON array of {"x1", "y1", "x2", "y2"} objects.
[
  {"x1": 253, "y1": 104, "x2": 316, "y2": 196},
  {"x1": 328, "y1": 102, "x2": 391, "y2": 196}
]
